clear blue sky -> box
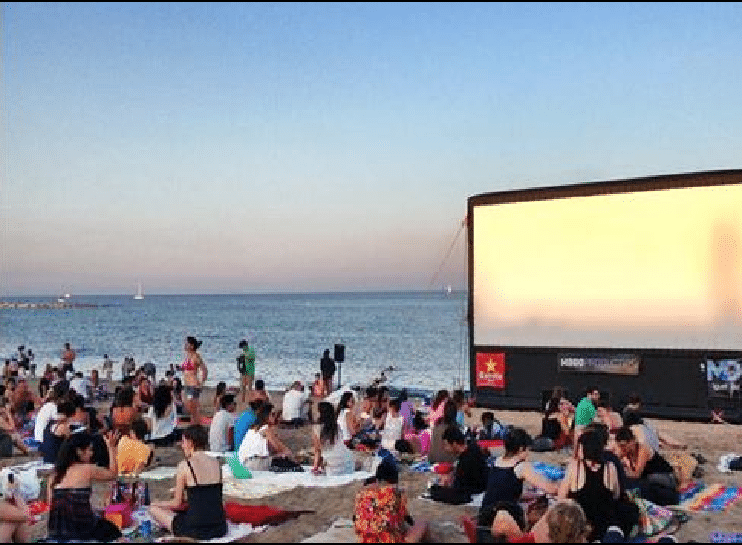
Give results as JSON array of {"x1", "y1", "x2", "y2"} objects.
[{"x1": 2, "y1": 2, "x2": 741, "y2": 295}]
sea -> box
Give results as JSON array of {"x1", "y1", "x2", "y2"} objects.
[{"x1": 0, "y1": 291, "x2": 469, "y2": 394}]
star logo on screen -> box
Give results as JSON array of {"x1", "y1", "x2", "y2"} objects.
[{"x1": 485, "y1": 358, "x2": 499, "y2": 373}]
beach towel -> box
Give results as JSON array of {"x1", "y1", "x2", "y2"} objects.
[
  {"x1": 531, "y1": 461, "x2": 566, "y2": 481},
  {"x1": 678, "y1": 482, "x2": 742, "y2": 512},
  {"x1": 155, "y1": 521, "x2": 266, "y2": 543},
  {"x1": 301, "y1": 518, "x2": 356, "y2": 543},
  {"x1": 224, "y1": 502, "x2": 312, "y2": 526},
  {"x1": 222, "y1": 465, "x2": 373, "y2": 501}
]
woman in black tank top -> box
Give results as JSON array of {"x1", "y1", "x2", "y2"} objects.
[
  {"x1": 149, "y1": 425, "x2": 227, "y2": 540},
  {"x1": 559, "y1": 429, "x2": 638, "y2": 541}
]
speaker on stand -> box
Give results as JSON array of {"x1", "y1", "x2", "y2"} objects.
[{"x1": 334, "y1": 344, "x2": 345, "y2": 390}]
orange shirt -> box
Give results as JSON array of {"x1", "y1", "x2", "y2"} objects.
[{"x1": 117, "y1": 435, "x2": 152, "y2": 475}]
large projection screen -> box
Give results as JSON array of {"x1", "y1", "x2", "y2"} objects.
[{"x1": 473, "y1": 183, "x2": 742, "y2": 350}]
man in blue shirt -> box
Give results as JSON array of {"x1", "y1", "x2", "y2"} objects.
[{"x1": 233, "y1": 399, "x2": 264, "y2": 451}]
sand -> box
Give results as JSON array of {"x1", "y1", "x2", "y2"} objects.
[{"x1": 2, "y1": 379, "x2": 741, "y2": 542}]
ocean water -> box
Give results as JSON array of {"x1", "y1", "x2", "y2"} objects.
[{"x1": 0, "y1": 292, "x2": 469, "y2": 393}]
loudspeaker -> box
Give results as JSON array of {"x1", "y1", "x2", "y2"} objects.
[{"x1": 334, "y1": 344, "x2": 345, "y2": 363}]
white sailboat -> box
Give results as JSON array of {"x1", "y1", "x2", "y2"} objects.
[{"x1": 134, "y1": 282, "x2": 144, "y2": 300}]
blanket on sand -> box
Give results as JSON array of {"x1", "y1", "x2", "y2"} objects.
[{"x1": 678, "y1": 481, "x2": 742, "y2": 512}]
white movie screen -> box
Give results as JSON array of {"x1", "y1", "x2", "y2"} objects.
[{"x1": 473, "y1": 183, "x2": 742, "y2": 350}]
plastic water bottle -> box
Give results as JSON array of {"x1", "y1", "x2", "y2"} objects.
[{"x1": 143, "y1": 482, "x2": 150, "y2": 506}]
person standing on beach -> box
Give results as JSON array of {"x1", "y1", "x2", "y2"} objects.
[
  {"x1": 182, "y1": 337, "x2": 208, "y2": 425},
  {"x1": 320, "y1": 349, "x2": 336, "y2": 394},
  {"x1": 237, "y1": 339, "x2": 255, "y2": 403},
  {"x1": 61, "y1": 342, "x2": 76, "y2": 376}
]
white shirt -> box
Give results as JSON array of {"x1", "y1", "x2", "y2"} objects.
[
  {"x1": 381, "y1": 414, "x2": 404, "y2": 450},
  {"x1": 281, "y1": 389, "x2": 309, "y2": 421},
  {"x1": 337, "y1": 408, "x2": 352, "y2": 442},
  {"x1": 209, "y1": 409, "x2": 236, "y2": 452},
  {"x1": 35, "y1": 402, "x2": 58, "y2": 442},
  {"x1": 238, "y1": 426, "x2": 270, "y2": 464},
  {"x1": 147, "y1": 403, "x2": 177, "y2": 440},
  {"x1": 69, "y1": 377, "x2": 91, "y2": 400}
]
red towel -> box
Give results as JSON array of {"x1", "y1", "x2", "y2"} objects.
[{"x1": 224, "y1": 503, "x2": 313, "y2": 526}]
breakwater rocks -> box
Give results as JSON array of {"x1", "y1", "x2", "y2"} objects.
[{"x1": 0, "y1": 301, "x2": 98, "y2": 310}]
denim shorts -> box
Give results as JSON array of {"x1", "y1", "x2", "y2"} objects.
[{"x1": 184, "y1": 386, "x2": 202, "y2": 400}]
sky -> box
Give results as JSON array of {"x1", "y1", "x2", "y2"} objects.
[{"x1": 1, "y1": 2, "x2": 741, "y2": 296}]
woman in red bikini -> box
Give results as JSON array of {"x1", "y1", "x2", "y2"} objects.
[{"x1": 182, "y1": 337, "x2": 208, "y2": 426}]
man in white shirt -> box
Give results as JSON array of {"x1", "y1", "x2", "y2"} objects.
[
  {"x1": 209, "y1": 394, "x2": 237, "y2": 452},
  {"x1": 34, "y1": 382, "x2": 68, "y2": 442},
  {"x1": 281, "y1": 381, "x2": 310, "y2": 427}
]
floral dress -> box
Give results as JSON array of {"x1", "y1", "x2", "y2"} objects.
[{"x1": 354, "y1": 485, "x2": 408, "y2": 543}]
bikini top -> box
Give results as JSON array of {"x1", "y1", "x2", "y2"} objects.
[{"x1": 182, "y1": 357, "x2": 196, "y2": 372}]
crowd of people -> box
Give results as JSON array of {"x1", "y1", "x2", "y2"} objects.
[{"x1": 0, "y1": 337, "x2": 732, "y2": 543}]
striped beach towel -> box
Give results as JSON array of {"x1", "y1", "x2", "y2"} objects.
[{"x1": 679, "y1": 481, "x2": 742, "y2": 512}]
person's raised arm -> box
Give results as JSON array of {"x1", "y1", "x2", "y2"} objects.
[{"x1": 90, "y1": 430, "x2": 120, "y2": 481}]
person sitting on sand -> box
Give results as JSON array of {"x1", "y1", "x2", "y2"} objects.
[
  {"x1": 233, "y1": 399, "x2": 264, "y2": 453},
  {"x1": 281, "y1": 381, "x2": 310, "y2": 428},
  {"x1": 312, "y1": 401, "x2": 354, "y2": 476},
  {"x1": 34, "y1": 380, "x2": 67, "y2": 443},
  {"x1": 209, "y1": 393, "x2": 237, "y2": 453},
  {"x1": 146, "y1": 383, "x2": 180, "y2": 447},
  {"x1": 623, "y1": 411, "x2": 687, "y2": 452},
  {"x1": 149, "y1": 424, "x2": 228, "y2": 540},
  {"x1": 9, "y1": 378, "x2": 40, "y2": 426},
  {"x1": 247, "y1": 379, "x2": 271, "y2": 404},
  {"x1": 426, "y1": 390, "x2": 450, "y2": 427},
  {"x1": 537, "y1": 397, "x2": 573, "y2": 451},
  {"x1": 614, "y1": 427, "x2": 680, "y2": 506},
  {"x1": 47, "y1": 430, "x2": 122, "y2": 542},
  {"x1": 428, "y1": 400, "x2": 459, "y2": 464},
  {"x1": 311, "y1": 373, "x2": 327, "y2": 398},
  {"x1": 452, "y1": 389, "x2": 472, "y2": 428},
  {"x1": 479, "y1": 427, "x2": 559, "y2": 528},
  {"x1": 337, "y1": 391, "x2": 361, "y2": 445},
  {"x1": 559, "y1": 429, "x2": 638, "y2": 541},
  {"x1": 238, "y1": 403, "x2": 293, "y2": 471},
  {"x1": 117, "y1": 417, "x2": 154, "y2": 476},
  {"x1": 0, "y1": 398, "x2": 30, "y2": 455},
  {"x1": 437, "y1": 426, "x2": 488, "y2": 495},
  {"x1": 111, "y1": 386, "x2": 138, "y2": 436},
  {"x1": 213, "y1": 381, "x2": 227, "y2": 411},
  {"x1": 41, "y1": 399, "x2": 78, "y2": 464},
  {"x1": 0, "y1": 471, "x2": 34, "y2": 542},
  {"x1": 354, "y1": 457, "x2": 430, "y2": 543},
  {"x1": 380, "y1": 398, "x2": 406, "y2": 452},
  {"x1": 595, "y1": 399, "x2": 623, "y2": 433},
  {"x1": 135, "y1": 376, "x2": 155, "y2": 410},
  {"x1": 490, "y1": 498, "x2": 590, "y2": 543}
]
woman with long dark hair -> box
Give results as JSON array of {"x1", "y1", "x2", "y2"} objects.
[
  {"x1": 182, "y1": 336, "x2": 208, "y2": 425},
  {"x1": 312, "y1": 402, "x2": 354, "y2": 476},
  {"x1": 149, "y1": 425, "x2": 227, "y2": 540},
  {"x1": 147, "y1": 384, "x2": 180, "y2": 446},
  {"x1": 336, "y1": 392, "x2": 360, "y2": 444},
  {"x1": 427, "y1": 390, "x2": 449, "y2": 426},
  {"x1": 47, "y1": 431, "x2": 121, "y2": 542}
]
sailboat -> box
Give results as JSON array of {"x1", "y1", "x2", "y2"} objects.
[{"x1": 134, "y1": 282, "x2": 144, "y2": 300}]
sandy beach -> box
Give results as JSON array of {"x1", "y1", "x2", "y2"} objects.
[{"x1": 2, "y1": 379, "x2": 741, "y2": 543}]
